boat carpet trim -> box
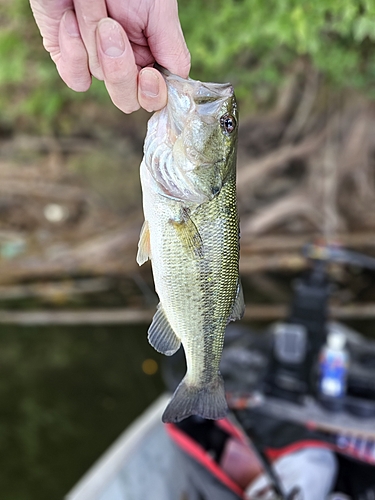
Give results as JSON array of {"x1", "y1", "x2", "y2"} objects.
[
  {"x1": 166, "y1": 421, "x2": 245, "y2": 499},
  {"x1": 266, "y1": 439, "x2": 334, "y2": 461}
]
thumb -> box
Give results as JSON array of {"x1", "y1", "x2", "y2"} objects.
[{"x1": 147, "y1": 0, "x2": 191, "y2": 78}]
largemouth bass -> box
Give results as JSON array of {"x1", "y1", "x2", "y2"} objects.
[{"x1": 137, "y1": 68, "x2": 244, "y2": 423}]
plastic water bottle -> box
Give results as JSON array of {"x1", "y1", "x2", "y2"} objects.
[{"x1": 319, "y1": 330, "x2": 349, "y2": 407}]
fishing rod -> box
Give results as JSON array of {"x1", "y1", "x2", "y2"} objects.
[
  {"x1": 243, "y1": 422, "x2": 300, "y2": 500},
  {"x1": 303, "y1": 242, "x2": 375, "y2": 270}
]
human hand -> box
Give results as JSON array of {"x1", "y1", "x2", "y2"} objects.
[{"x1": 29, "y1": 0, "x2": 190, "y2": 113}]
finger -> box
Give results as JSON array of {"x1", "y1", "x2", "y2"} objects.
[
  {"x1": 73, "y1": 0, "x2": 107, "y2": 80},
  {"x1": 96, "y1": 18, "x2": 140, "y2": 114},
  {"x1": 138, "y1": 68, "x2": 168, "y2": 112},
  {"x1": 29, "y1": 0, "x2": 71, "y2": 60},
  {"x1": 147, "y1": 0, "x2": 191, "y2": 78},
  {"x1": 56, "y1": 10, "x2": 91, "y2": 91}
]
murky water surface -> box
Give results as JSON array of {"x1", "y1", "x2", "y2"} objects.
[
  {"x1": 0, "y1": 324, "x2": 164, "y2": 500},
  {"x1": 1, "y1": 313, "x2": 374, "y2": 500}
]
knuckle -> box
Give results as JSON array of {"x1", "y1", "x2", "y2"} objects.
[
  {"x1": 140, "y1": 96, "x2": 165, "y2": 113},
  {"x1": 112, "y1": 96, "x2": 140, "y2": 114},
  {"x1": 102, "y1": 60, "x2": 129, "y2": 85},
  {"x1": 69, "y1": 79, "x2": 91, "y2": 92},
  {"x1": 177, "y1": 52, "x2": 191, "y2": 79},
  {"x1": 102, "y1": 64, "x2": 140, "y2": 113},
  {"x1": 57, "y1": 62, "x2": 91, "y2": 92},
  {"x1": 106, "y1": 82, "x2": 139, "y2": 113}
]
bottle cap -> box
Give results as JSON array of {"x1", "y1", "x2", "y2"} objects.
[{"x1": 327, "y1": 330, "x2": 346, "y2": 350}]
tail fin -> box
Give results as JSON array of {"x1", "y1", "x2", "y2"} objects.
[{"x1": 162, "y1": 374, "x2": 228, "y2": 423}]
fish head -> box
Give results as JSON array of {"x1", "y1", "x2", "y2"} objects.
[{"x1": 144, "y1": 70, "x2": 238, "y2": 204}]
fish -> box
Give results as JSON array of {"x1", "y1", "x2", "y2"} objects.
[{"x1": 137, "y1": 67, "x2": 244, "y2": 423}]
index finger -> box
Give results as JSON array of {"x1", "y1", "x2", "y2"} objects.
[
  {"x1": 73, "y1": 0, "x2": 107, "y2": 80},
  {"x1": 96, "y1": 18, "x2": 140, "y2": 114}
]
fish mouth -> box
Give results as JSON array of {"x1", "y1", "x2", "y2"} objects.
[
  {"x1": 143, "y1": 67, "x2": 237, "y2": 204},
  {"x1": 156, "y1": 65, "x2": 233, "y2": 98},
  {"x1": 155, "y1": 64, "x2": 234, "y2": 138},
  {"x1": 156, "y1": 64, "x2": 233, "y2": 101}
]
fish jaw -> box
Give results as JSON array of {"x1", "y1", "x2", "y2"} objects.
[
  {"x1": 142, "y1": 71, "x2": 238, "y2": 204},
  {"x1": 164, "y1": 73, "x2": 234, "y2": 138}
]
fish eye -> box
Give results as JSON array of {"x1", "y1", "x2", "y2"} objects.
[{"x1": 220, "y1": 114, "x2": 236, "y2": 135}]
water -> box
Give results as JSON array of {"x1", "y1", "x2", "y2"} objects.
[
  {"x1": 0, "y1": 323, "x2": 164, "y2": 500},
  {"x1": 1, "y1": 311, "x2": 374, "y2": 500}
]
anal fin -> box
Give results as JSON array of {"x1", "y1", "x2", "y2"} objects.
[{"x1": 148, "y1": 303, "x2": 181, "y2": 356}]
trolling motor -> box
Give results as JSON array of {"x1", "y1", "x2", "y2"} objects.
[
  {"x1": 265, "y1": 247, "x2": 330, "y2": 401},
  {"x1": 265, "y1": 241, "x2": 375, "y2": 403}
]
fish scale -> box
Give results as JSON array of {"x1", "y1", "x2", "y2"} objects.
[{"x1": 137, "y1": 68, "x2": 244, "y2": 423}]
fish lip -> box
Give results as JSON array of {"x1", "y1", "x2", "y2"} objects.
[
  {"x1": 153, "y1": 63, "x2": 170, "y2": 77},
  {"x1": 154, "y1": 63, "x2": 234, "y2": 98}
]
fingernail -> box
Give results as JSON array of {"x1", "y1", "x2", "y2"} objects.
[
  {"x1": 140, "y1": 69, "x2": 160, "y2": 97},
  {"x1": 98, "y1": 19, "x2": 125, "y2": 57},
  {"x1": 63, "y1": 10, "x2": 80, "y2": 38}
]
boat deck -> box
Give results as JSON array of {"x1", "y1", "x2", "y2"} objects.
[{"x1": 65, "y1": 394, "x2": 187, "y2": 500}]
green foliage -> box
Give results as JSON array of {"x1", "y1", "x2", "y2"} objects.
[
  {"x1": 179, "y1": 0, "x2": 375, "y2": 105},
  {"x1": 0, "y1": 0, "x2": 109, "y2": 133},
  {"x1": 0, "y1": 0, "x2": 374, "y2": 131}
]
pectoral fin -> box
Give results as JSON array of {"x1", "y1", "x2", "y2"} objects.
[
  {"x1": 148, "y1": 303, "x2": 181, "y2": 356},
  {"x1": 136, "y1": 220, "x2": 151, "y2": 266},
  {"x1": 169, "y1": 207, "x2": 203, "y2": 258},
  {"x1": 228, "y1": 281, "x2": 245, "y2": 322}
]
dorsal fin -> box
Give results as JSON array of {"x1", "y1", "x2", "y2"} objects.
[{"x1": 228, "y1": 281, "x2": 245, "y2": 322}]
